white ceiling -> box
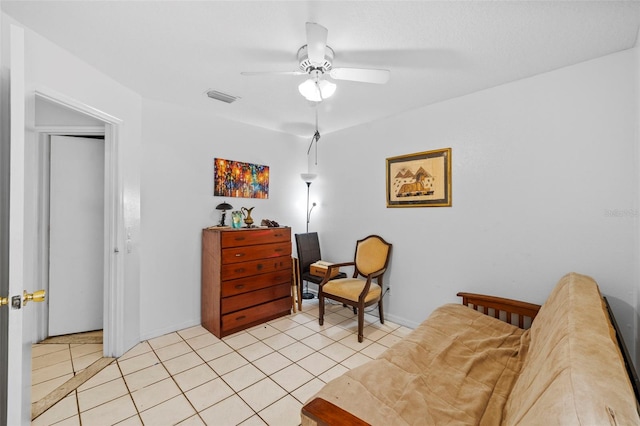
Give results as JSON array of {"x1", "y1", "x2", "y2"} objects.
[{"x1": 3, "y1": 1, "x2": 640, "y2": 137}]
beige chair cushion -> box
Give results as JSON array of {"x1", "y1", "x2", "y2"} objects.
[
  {"x1": 322, "y1": 279, "x2": 381, "y2": 303},
  {"x1": 355, "y1": 237, "x2": 390, "y2": 275}
]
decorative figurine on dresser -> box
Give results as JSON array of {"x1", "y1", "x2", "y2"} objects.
[{"x1": 201, "y1": 226, "x2": 292, "y2": 338}]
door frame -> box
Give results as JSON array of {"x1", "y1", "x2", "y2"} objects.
[{"x1": 33, "y1": 89, "x2": 125, "y2": 357}]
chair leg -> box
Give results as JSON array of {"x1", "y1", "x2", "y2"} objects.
[
  {"x1": 319, "y1": 293, "x2": 325, "y2": 326},
  {"x1": 378, "y1": 297, "x2": 384, "y2": 324},
  {"x1": 344, "y1": 304, "x2": 356, "y2": 315},
  {"x1": 357, "y1": 303, "x2": 364, "y2": 343}
]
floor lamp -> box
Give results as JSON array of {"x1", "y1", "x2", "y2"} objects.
[
  {"x1": 301, "y1": 173, "x2": 317, "y2": 299},
  {"x1": 301, "y1": 173, "x2": 317, "y2": 232}
]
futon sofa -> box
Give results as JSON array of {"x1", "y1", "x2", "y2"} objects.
[{"x1": 301, "y1": 273, "x2": 640, "y2": 425}]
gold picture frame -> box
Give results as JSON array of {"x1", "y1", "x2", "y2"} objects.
[{"x1": 386, "y1": 148, "x2": 452, "y2": 207}]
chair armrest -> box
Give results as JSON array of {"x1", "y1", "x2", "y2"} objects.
[
  {"x1": 319, "y1": 262, "x2": 354, "y2": 285},
  {"x1": 326, "y1": 261, "x2": 355, "y2": 270}
]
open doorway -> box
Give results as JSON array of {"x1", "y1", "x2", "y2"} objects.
[
  {"x1": 34, "y1": 98, "x2": 106, "y2": 342},
  {"x1": 32, "y1": 90, "x2": 125, "y2": 358},
  {"x1": 29, "y1": 92, "x2": 123, "y2": 419}
]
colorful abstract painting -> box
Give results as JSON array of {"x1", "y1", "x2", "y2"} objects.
[{"x1": 214, "y1": 158, "x2": 269, "y2": 199}]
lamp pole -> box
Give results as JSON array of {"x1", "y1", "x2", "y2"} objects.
[
  {"x1": 305, "y1": 181, "x2": 311, "y2": 233},
  {"x1": 300, "y1": 174, "x2": 317, "y2": 300},
  {"x1": 301, "y1": 173, "x2": 317, "y2": 232}
]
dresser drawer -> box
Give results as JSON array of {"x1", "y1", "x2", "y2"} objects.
[
  {"x1": 221, "y1": 283, "x2": 291, "y2": 315},
  {"x1": 222, "y1": 228, "x2": 291, "y2": 248},
  {"x1": 221, "y1": 257, "x2": 291, "y2": 280},
  {"x1": 222, "y1": 242, "x2": 291, "y2": 265},
  {"x1": 222, "y1": 297, "x2": 291, "y2": 333},
  {"x1": 222, "y1": 270, "x2": 291, "y2": 297}
]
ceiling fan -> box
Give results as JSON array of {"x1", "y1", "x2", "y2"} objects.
[{"x1": 241, "y1": 22, "x2": 390, "y2": 102}]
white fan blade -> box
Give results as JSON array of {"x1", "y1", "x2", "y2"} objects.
[
  {"x1": 241, "y1": 71, "x2": 306, "y2": 76},
  {"x1": 306, "y1": 22, "x2": 328, "y2": 65},
  {"x1": 330, "y1": 68, "x2": 390, "y2": 84}
]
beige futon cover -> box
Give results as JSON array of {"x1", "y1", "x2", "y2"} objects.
[
  {"x1": 308, "y1": 303, "x2": 528, "y2": 425},
  {"x1": 305, "y1": 273, "x2": 640, "y2": 425}
]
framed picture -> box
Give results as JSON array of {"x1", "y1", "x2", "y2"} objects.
[
  {"x1": 386, "y1": 148, "x2": 451, "y2": 207},
  {"x1": 214, "y1": 158, "x2": 269, "y2": 199}
]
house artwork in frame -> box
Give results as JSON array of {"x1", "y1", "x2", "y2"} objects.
[
  {"x1": 214, "y1": 158, "x2": 269, "y2": 199},
  {"x1": 386, "y1": 148, "x2": 451, "y2": 207}
]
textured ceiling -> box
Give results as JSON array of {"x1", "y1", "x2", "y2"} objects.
[{"x1": 3, "y1": 1, "x2": 640, "y2": 137}]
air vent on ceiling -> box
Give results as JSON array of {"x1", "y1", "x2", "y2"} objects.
[{"x1": 206, "y1": 89, "x2": 240, "y2": 104}]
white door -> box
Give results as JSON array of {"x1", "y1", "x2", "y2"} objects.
[
  {"x1": 3, "y1": 24, "x2": 31, "y2": 425},
  {"x1": 48, "y1": 135, "x2": 104, "y2": 336}
]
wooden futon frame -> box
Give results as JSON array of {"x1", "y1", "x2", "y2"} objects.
[{"x1": 301, "y1": 292, "x2": 640, "y2": 426}]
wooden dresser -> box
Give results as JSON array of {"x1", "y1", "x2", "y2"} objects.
[{"x1": 201, "y1": 227, "x2": 292, "y2": 338}]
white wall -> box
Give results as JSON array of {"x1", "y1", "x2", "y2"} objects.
[
  {"x1": 315, "y1": 49, "x2": 638, "y2": 359},
  {"x1": 3, "y1": 13, "x2": 143, "y2": 355},
  {"x1": 35, "y1": 96, "x2": 104, "y2": 126},
  {"x1": 139, "y1": 99, "x2": 305, "y2": 339}
]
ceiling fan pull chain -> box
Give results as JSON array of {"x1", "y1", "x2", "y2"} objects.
[{"x1": 315, "y1": 108, "x2": 319, "y2": 165}]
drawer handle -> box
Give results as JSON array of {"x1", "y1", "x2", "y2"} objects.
[
  {"x1": 274, "y1": 248, "x2": 283, "y2": 252},
  {"x1": 274, "y1": 234, "x2": 283, "y2": 237},
  {"x1": 256, "y1": 264, "x2": 264, "y2": 271},
  {"x1": 236, "y1": 315, "x2": 246, "y2": 321},
  {"x1": 235, "y1": 253, "x2": 245, "y2": 257},
  {"x1": 235, "y1": 268, "x2": 245, "y2": 273},
  {"x1": 235, "y1": 237, "x2": 246, "y2": 241},
  {"x1": 235, "y1": 284, "x2": 245, "y2": 289}
]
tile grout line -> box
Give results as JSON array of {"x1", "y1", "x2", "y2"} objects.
[{"x1": 114, "y1": 353, "x2": 145, "y2": 425}]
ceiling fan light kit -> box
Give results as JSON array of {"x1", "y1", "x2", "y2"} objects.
[{"x1": 298, "y1": 77, "x2": 336, "y2": 102}]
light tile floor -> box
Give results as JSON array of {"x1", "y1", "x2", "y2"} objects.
[
  {"x1": 32, "y1": 340, "x2": 104, "y2": 403},
  {"x1": 32, "y1": 300, "x2": 413, "y2": 426}
]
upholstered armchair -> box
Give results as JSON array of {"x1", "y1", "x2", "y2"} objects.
[{"x1": 318, "y1": 235, "x2": 392, "y2": 342}]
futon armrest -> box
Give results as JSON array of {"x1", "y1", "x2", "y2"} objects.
[
  {"x1": 301, "y1": 397, "x2": 370, "y2": 426},
  {"x1": 457, "y1": 292, "x2": 541, "y2": 329}
]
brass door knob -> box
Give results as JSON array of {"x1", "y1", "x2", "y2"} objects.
[
  {"x1": 23, "y1": 289, "x2": 46, "y2": 305},
  {"x1": 0, "y1": 296, "x2": 7, "y2": 307}
]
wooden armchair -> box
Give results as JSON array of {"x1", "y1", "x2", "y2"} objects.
[{"x1": 318, "y1": 235, "x2": 392, "y2": 342}]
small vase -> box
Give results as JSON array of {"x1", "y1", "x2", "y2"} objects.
[{"x1": 231, "y1": 211, "x2": 243, "y2": 229}]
